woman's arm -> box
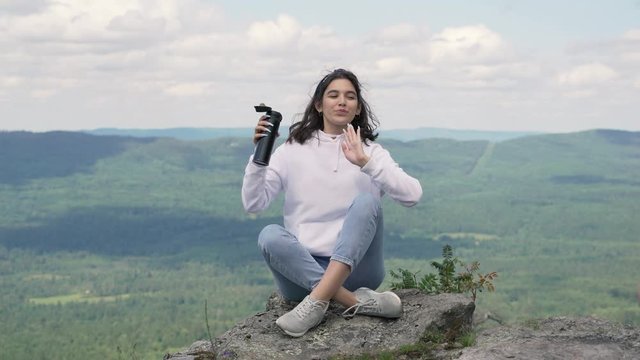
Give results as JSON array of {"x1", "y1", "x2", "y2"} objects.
[
  {"x1": 241, "y1": 148, "x2": 285, "y2": 213},
  {"x1": 361, "y1": 145, "x2": 422, "y2": 207},
  {"x1": 241, "y1": 116, "x2": 285, "y2": 213}
]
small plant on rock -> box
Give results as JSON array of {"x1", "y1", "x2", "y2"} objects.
[{"x1": 390, "y1": 244, "x2": 497, "y2": 302}]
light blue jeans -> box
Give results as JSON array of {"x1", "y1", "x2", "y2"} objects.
[{"x1": 258, "y1": 193, "x2": 385, "y2": 301}]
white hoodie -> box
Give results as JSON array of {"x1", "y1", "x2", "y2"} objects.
[{"x1": 242, "y1": 130, "x2": 422, "y2": 256}]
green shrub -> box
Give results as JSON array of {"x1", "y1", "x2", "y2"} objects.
[{"x1": 389, "y1": 244, "x2": 497, "y2": 302}]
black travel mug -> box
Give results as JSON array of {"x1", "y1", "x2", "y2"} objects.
[{"x1": 253, "y1": 104, "x2": 282, "y2": 166}]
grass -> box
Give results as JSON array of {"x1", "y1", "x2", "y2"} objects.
[
  {"x1": 330, "y1": 325, "x2": 478, "y2": 359},
  {"x1": 458, "y1": 330, "x2": 477, "y2": 347}
]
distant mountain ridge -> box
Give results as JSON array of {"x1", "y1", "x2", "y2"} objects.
[
  {"x1": 85, "y1": 127, "x2": 251, "y2": 141},
  {"x1": 84, "y1": 126, "x2": 541, "y2": 142}
]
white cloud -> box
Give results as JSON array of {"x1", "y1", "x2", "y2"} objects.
[
  {"x1": 620, "y1": 30, "x2": 640, "y2": 62},
  {"x1": 623, "y1": 28, "x2": 640, "y2": 41},
  {"x1": 298, "y1": 26, "x2": 349, "y2": 55},
  {"x1": 30, "y1": 89, "x2": 56, "y2": 99},
  {"x1": 429, "y1": 25, "x2": 510, "y2": 64},
  {"x1": 0, "y1": 2, "x2": 638, "y2": 132},
  {"x1": 557, "y1": 63, "x2": 618, "y2": 86},
  {"x1": 247, "y1": 14, "x2": 301, "y2": 50},
  {"x1": 375, "y1": 23, "x2": 426, "y2": 44},
  {"x1": 562, "y1": 89, "x2": 597, "y2": 99},
  {"x1": 0, "y1": 0, "x2": 49, "y2": 15},
  {"x1": 1, "y1": 0, "x2": 173, "y2": 56},
  {"x1": 162, "y1": 82, "x2": 213, "y2": 97},
  {"x1": 107, "y1": 9, "x2": 166, "y2": 33},
  {"x1": 1, "y1": 0, "x2": 225, "y2": 47},
  {"x1": 0, "y1": 76, "x2": 23, "y2": 87},
  {"x1": 371, "y1": 57, "x2": 431, "y2": 77},
  {"x1": 464, "y1": 63, "x2": 540, "y2": 80}
]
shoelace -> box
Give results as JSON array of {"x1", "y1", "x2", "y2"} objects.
[
  {"x1": 295, "y1": 298, "x2": 328, "y2": 319},
  {"x1": 341, "y1": 298, "x2": 379, "y2": 319}
]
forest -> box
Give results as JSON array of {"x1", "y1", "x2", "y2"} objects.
[{"x1": 0, "y1": 129, "x2": 638, "y2": 359}]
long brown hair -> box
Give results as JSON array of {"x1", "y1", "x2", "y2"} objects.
[{"x1": 287, "y1": 69, "x2": 379, "y2": 144}]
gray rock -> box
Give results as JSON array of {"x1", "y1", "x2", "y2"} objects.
[
  {"x1": 165, "y1": 291, "x2": 640, "y2": 360},
  {"x1": 164, "y1": 289, "x2": 475, "y2": 360},
  {"x1": 457, "y1": 316, "x2": 640, "y2": 360}
]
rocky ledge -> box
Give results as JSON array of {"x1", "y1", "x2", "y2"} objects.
[
  {"x1": 457, "y1": 316, "x2": 640, "y2": 360},
  {"x1": 164, "y1": 290, "x2": 640, "y2": 360},
  {"x1": 164, "y1": 289, "x2": 475, "y2": 359}
]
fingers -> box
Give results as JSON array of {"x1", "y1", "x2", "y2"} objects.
[
  {"x1": 350, "y1": 123, "x2": 359, "y2": 140},
  {"x1": 253, "y1": 116, "x2": 273, "y2": 144},
  {"x1": 342, "y1": 124, "x2": 363, "y2": 155},
  {"x1": 341, "y1": 141, "x2": 349, "y2": 153},
  {"x1": 341, "y1": 126, "x2": 369, "y2": 167},
  {"x1": 343, "y1": 123, "x2": 359, "y2": 144}
]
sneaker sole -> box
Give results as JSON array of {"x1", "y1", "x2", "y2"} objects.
[{"x1": 275, "y1": 319, "x2": 308, "y2": 338}]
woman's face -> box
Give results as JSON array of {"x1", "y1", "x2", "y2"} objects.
[{"x1": 316, "y1": 78, "x2": 361, "y2": 135}]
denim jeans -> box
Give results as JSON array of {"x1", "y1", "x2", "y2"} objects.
[{"x1": 258, "y1": 193, "x2": 385, "y2": 301}]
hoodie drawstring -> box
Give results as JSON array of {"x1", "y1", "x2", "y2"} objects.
[{"x1": 334, "y1": 141, "x2": 341, "y2": 172}]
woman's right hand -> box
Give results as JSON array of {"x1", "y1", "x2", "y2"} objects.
[{"x1": 253, "y1": 115, "x2": 277, "y2": 144}]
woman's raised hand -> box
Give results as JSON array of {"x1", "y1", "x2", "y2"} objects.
[{"x1": 341, "y1": 124, "x2": 370, "y2": 168}]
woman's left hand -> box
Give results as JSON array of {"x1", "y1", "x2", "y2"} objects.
[{"x1": 341, "y1": 124, "x2": 370, "y2": 168}]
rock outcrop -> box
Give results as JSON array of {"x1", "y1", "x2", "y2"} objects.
[
  {"x1": 164, "y1": 289, "x2": 475, "y2": 360},
  {"x1": 457, "y1": 316, "x2": 640, "y2": 360},
  {"x1": 165, "y1": 291, "x2": 640, "y2": 360}
]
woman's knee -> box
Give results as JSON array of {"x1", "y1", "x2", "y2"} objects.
[
  {"x1": 352, "y1": 193, "x2": 381, "y2": 214},
  {"x1": 258, "y1": 224, "x2": 284, "y2": 251}
]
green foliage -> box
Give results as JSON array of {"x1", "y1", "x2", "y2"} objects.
[
  {"x1": 523, "y1": 319, "x2": 541, "y2": 330},
  {"x1": 330, "y1": 341, "x2": 438, "y2": 360},
  {"x1": 390, "y1": 244, "x2": 498, "y2": 302},
  {"x1": 420, "y1": 326, "x2": 446, "y2": 344},
  {"x1": 332, "y1": 325, "x2": 477, "y2": 359},
  {"x1": 458, "y1": 330, "x2": 477, "y2": 347},
  {"x1": 0, "y1": 248, "x2": 274, "y2": 360},
  {"x1": 459, "y1": 262, "x2": 498, "y2": 302}
]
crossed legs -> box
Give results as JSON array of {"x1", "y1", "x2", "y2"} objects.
[{"x1": 257, "y1": 193, "x2": 384, "y2": 307}]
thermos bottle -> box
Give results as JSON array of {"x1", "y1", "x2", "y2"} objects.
[{"x1": 253, "y1": 103, "x2": 282, "y2": 166}]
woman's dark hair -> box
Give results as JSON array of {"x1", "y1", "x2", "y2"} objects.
[{"x1": 287, "y1": 68, "x2": 379, "y2": 144}]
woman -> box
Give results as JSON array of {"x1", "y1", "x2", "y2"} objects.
[{"x1": 242, "y1": 68, "x2": 422, "y2": 337}]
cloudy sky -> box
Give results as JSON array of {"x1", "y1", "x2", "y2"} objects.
[{"x1": 1, "y1": 0, "x2": 639, "y2": 133}]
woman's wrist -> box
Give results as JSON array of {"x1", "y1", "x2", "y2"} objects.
[{"x1": 358, "y1": 155, "x2": 370, "y2": 168}]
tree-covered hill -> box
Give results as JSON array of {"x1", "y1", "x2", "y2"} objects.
[
  {"x1": 1, "y1": 129, "x2": 638, "y2": 262},
  {"x1": 0, "y1": 131, "x2": 155, "y2": 185}
]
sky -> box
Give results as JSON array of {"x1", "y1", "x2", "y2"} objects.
[{"x1": 1, "y1": 0, "x2": 639, "y2": 133}]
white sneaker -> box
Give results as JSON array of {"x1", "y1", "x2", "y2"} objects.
[
  {"x1": 342, "y1": 287, "x2": 402, "y2": 319},
  {"x1": 276, "y1": 295, "x2": 329, "y2": 337}
]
